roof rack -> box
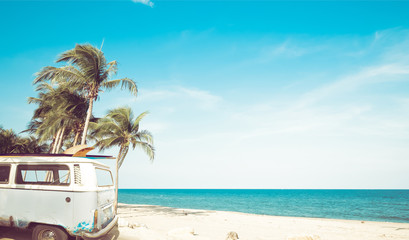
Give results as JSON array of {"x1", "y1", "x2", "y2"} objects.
[{"x1": 0, "y1": 153, "x2": 114, "y2": 158}]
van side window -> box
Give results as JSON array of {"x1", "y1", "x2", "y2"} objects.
[
  {"x1": 0, "y1": 165, "x2": 11, "y2": 184},
  {"x1": 16, "y1": 165, "x2": 70, "y2": 186},
  {"x1": 95, "y1": 168, "x2": 113, "y2": 187}
]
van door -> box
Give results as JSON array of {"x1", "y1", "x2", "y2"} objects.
[
  {"x1": 0, "y1": 164, "x2": 12, "y2": 227},
  {"x1": 13, "y1": 164, "x2": 74, "y2": 229},
  {"x1": 95, "y1": 168, "x2": 115, "y2": 230}
]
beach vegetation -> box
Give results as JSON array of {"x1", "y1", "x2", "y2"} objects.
[
  {"x1": 1, "y1": 44, "x2": 155, "y2": 207},
  {"x1": 0, "y1": 126, "x2": 47, "y2": 154},
  {"x1": 34, "y1": 44, "x2": 138, "y2": 146},
  {"x1": 90, "y1": 106, "x2": 155, "y2": 211},
  {"x1": 27, "y1": 81, "x2": 89, "y2": 153}
]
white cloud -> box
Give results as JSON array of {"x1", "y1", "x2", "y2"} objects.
[
  {"x1": 178, "y1": 87, "x2": 222, "y2": 109},
  {"x1": 295, "y1": 63, "x2": 409, "y2": 109},
  {"x1": 114, "y1": 28, "x2": 409, "y2": 188},
  {"x1": 269, "y1": 41, "x2": 310, "y2": 58},
  {"x1": 141, "y1": 121, "x2": 169, "y2": 133},
  {"x1": 131, "y1": 0, "x2": 154, "y2": 7},
  {"x1": 245, "y1": 39, "x2": 328, "y2": 65},
  {"x1": 137, "y1": 86, "x2": 222, "y2": 110},
  {"x1": 228, "y1": 63, "x2": 409, "y2": 143},
  {"x1": 138, "y1": 89, "x2": 177, "y2": 102}
]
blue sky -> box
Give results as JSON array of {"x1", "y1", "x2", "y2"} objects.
[{"x1": 1, "y1": 0, "x2": 409, "y2": 188}]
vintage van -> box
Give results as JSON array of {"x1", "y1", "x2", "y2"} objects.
[{"x1": 0, "y1": 150, "x2": 118, "y2": 240}]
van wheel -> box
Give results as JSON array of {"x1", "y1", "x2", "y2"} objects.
[{"x1": 32, "y1": 225, "x2": 68, "y2": 240}]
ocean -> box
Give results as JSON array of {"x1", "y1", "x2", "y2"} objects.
[{"x1": 118, "y1": 189, "x2": 409, "y2": 223}]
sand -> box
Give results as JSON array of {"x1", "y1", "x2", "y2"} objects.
[
  {"x1": 117, "y1": 203, "x2": 409, "y2": 240},
  {"x1": 1, "y1": 203, "x2": 409, "y2": 240}
]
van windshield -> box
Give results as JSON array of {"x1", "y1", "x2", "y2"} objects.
[
  {"x1": 16, "y1": 165, "x2": 70, "y2": 185},
  {"x1": 95, "y1": 168, "x2": 113, "y2": 187}
]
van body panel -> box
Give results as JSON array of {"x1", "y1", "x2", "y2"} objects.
[
  {"x1": 0, "y1": 156, "x2": 117, "y2": 239},
  {"x1": 97, "y1": 188, "x2": 115, "y2": 229},
  {"x1": 70, "y1": 191, "x2": 97, "y2": 235},
  {"x1": 0, "y1": 188, "x2": 73, "y2": 229}
]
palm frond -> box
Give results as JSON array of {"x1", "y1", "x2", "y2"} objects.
[
  {"x1": 34, "y1": 66, "x2": 85, "y2": 85},
  {"x1": 102, "y1": 78, "x2": 138, "y2": 96},
  {"x1": 92, "y1": 106, "x2": 154, "y2": 168},
  {"x1": 93, "y1": 136, "x2": 123, "y2": 151},
  {"x1": 27, "y1": 97, "x2": 42, "y2": 105},
  {"x1": 136, "y1": 130, "x2": 154, "y2": 144},
  {"x1": 132, "y1": 111, "x2": 149, "y2": 131},
  {"x1": 103, "y1": 60, "x2": 118, "y2": 79},
  {"x1": 133, "y1": 141, "x2": 155, "y2": 162}
]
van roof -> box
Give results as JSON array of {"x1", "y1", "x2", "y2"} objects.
[
  {"x1": 0, "y1": 153, "x2": 114, "y2": 159},
  {"x1": 0, "y1": 154, "x2": 114, "y2": 168}
]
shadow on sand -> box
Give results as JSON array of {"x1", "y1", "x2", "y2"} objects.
[
  {"x1": 118, "y1": 204, "x2": 211, "y2": 217},
  {"x1": 0, "y1": 227, "x2": 31, "y2": 240},
  {"x1": 0, "y1": 226, "x2": 119, "y2": 240}
]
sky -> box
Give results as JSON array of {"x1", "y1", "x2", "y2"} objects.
[{"x1": 1, "y1": 0, "x2": 409, "y2": 189}]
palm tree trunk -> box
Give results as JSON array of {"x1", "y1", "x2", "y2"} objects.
[
  {"x1": 49, "y1": 130, "x2": 59, "y2": 153},
  {"x1": 118, "y1": 147, "x2": 129, "y2": 168},
  {"x1": 115, "y1": 145, "x2": 124, "y2": 214},
  {"x1": 81, "y1": 97, "x2": 94, "y2": 145},
  {"x1": 73, "y1": 130, "x2": 80, "y2": 146},
  {"x1": 52, "y1": 128, "x2": 62, "y2": 154},
  {"x1": 115, "y1": 145, "x2": 129, "y2": 213},
  {"x1": 55, "y1": 126, "x2": 66, "y2": 153}
]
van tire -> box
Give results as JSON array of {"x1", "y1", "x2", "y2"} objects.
[{"x1": 32, "y1": 225, "x2": 68, "y2": 240}]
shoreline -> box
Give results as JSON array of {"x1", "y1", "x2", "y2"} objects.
[
  {"x1": 118, "y1": 189, "x2": 409, "y2": 225},
  {"x1": 119, "y1": 202, "x2": 408, "y2": 224},
  {"x1": 117, "y1": 203, "x2": 409, "y2": 240}
]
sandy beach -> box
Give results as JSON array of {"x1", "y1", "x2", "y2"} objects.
[
  {"x1": 1, "y1": 203, "x2": 409, "y2": 240},
  {"x1": 117, "y1": 203, "x2": 409, "y2": 240}
]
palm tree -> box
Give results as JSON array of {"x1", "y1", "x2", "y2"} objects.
[
  {"x1": 90, "y1": 107, "x2": 154, "y2": 212},
  {"x1": 34, "y1": 44, "x2": 138, "y2": 146},
  {"x1": 0, "y1": 126, "x2": 47, "y2": 154},
  {"x1": 27, "y1": 82, "x2": 88, "y2": 153},
  {"x1": 12, "y1": 136, "x2": 48, "y2": 154},
  {"x1": 0, "y1": 127, "x2": 18, "y2": 153}
]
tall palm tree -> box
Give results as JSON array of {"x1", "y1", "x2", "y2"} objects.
[
  {"x1": 34, "y1": 44, "x2": 138, "y2": 145},
  {"x1": 28, "y1": 82, "x2": 88, "y2": 153},
  {"x1": 90, "y1": 107, "x2": 154, "y2": 212}
]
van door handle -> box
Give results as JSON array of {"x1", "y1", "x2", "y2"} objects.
[{"x1": 66, "y1": 197, "x2": 71, "y2": 203}]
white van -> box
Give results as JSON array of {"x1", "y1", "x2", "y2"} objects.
[{"x1": 0, "y1": 152, "x2": 118, "y2": 240}]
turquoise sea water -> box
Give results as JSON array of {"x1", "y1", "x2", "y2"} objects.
[{"x1": 119, "y1": 189, "x2": 409, "y2": 223}]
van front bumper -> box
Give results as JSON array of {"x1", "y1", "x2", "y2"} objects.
[{"x1": 83, "y1": 215, "x2": 119, "y2": 239}]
